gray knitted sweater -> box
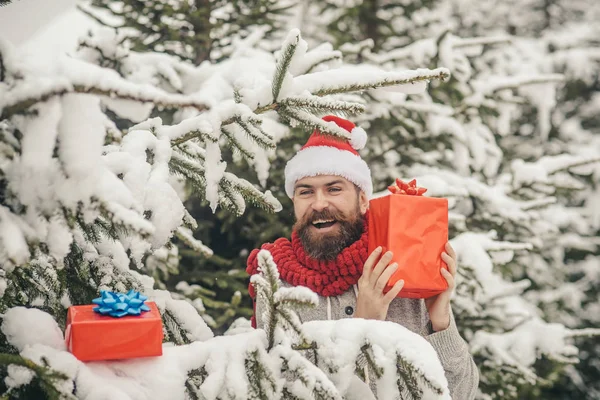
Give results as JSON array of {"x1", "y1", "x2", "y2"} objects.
[{"x1": 256, "y1": 282, "x2": 479, "y2": 399}]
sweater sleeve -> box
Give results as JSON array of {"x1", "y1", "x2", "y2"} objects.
[{"x1": 424, "y1": 310, "x2": 480, "y2": 400}]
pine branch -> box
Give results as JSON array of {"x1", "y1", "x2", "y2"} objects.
[
  {"x1": 278, "y1": 348, "x2": 342, "y2": 400},
  {"x1": 182, "y1": 208, "x2": 198, "y2": 231},
  {"x1": 360, "y1": 344, "x2": 384, "y2": 379},
  {"x1": 163, "y1": 308, "x2": 191, "y2": 345},
  {"x1": 254, "y1": 251, "x2": 281, "y2": 351},
  {"x1": 280, "y1": 107, "x2": 351, "y2": 140},
  {"x1": 221, "y1": 125, "x2": 256, "y2": 161},
  {"x1": 245, "y1": 350, "x2": 278, "y2": 400},
  {"x1": 175, "y1": 227, "x2": 213, "y2": 257},
  {"x1": 399, "y1": 353, "x2": 446, "y2": 397},
  {"x1": 170, "y1": 129, "x2": 218, "y2": 146},
  {"x1": 272, "y1": 30, "x2": 300, "y2": 101},
  {"x1": 169, "y1": 152, "x2": 207, "y2": 198},
  {"x1": 280, "y1": 95, "x2": 366, "y2": 115},
  {"x1": 278, "y1": 308, "x2": 303, "y2": 337},
  {"x1": 0, "y1": 354, "x2": 74, "y2": 400},
  {"x1": 520, "y1": 197, "x2": 557, "y2": 211},
  {"x1": 223, "y1": 173, "x2": 281, "y2": 213},
  {"x1": 304, "y1": 53, "x2": 343, "y2": 75},
  {"x1": 310, "y1": 69, "x2": 450, "y2": 97},
  {"x1": 281, "y1": 388, "x2": 303, "y2": 400},
  {"x1": 483, "y1": 74, "x2": 565, "y2": 95},
  {"x1": 454, "y1": 36, "x2": 512, "y2": 48},
  {"x1": 566, "y1": 328, "x2": 600, "y2": 338},
  {"x1": 235, "y1": 117, "x2": 276, "y2": 150},
  {"x1": 76, "y1": 4, "x2": 123, "y2": 29},
  {"x1": 254, "y1": 103, "x2": 279, "y2": 114},
  {"x1": 1, "y1": 84, "x2": 209, "y2": 121},
  {"x1": 397, "y1": 355, "x2": 424, "y2": 400},
  {"x1": 546, "y1": 155, "x2": 600, "y2": 175},
  {"x1": 185, "y1": 367, "x2": 208, "y2": 400},
  {"x1": 98, "y1": 201, "x2": 153, "y2": 239},
  {"x1": 172, "y1": 151, "x2": 280, "y2": 214}
]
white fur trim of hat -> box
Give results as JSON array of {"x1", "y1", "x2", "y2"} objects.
[{"x1": 284, "y1": 146, "x2": 373, "y2": 198}]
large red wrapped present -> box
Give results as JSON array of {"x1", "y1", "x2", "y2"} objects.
[
  {"x1": 368, "y1": 179, "x2": 448, "y2": 298},
  {"x1": 65, "y1": 291, "x2": 163, "y2": 361}
]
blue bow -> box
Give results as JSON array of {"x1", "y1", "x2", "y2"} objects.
[{"x1": 92, "y1": 290, "x2": 151, "y2": 317}]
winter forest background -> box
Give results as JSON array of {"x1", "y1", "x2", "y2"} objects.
[{"x1": 0, "y1": 0, "x2": 599, "y2": 399}]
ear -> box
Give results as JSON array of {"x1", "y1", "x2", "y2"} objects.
[{"x1": 359, "y1": 191, "x2": 369, "y2": 214}]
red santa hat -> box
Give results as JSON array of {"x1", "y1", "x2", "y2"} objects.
[{"x1": 284, "y1": 115, "x2": 373, "y2": 198}]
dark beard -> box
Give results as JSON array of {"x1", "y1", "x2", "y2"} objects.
[{"x1": 294, "y1": 203, "x2": 364, "y2": 261}]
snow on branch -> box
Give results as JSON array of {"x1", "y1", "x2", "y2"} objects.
[
  {"x1": 251, "y1": 250, "x2": 318, "y2": 351},
  {"x1": 0, "y1": 353, "x2": 74, "y2": 400},
  {"x1": 272, "y1": 29, "x2": 303, "y2": 101},
  {"x1": 520, "y1": 197, "x2": 558, "y2": 211},
  {"x1": 295, "y1": 67, "x2": 450, "y2": 97},
  {"x1": 543, "y1": 154, "x2": 600, "y2": 175},
  {"x1": 471, "y1": 318, "x2": 583, "y2": 382},
  {"x1": 0, "y1": 54, "x2": 209, "y2": 121},
  {"x1": 511, "y1": 155, "x2": 600, "y2": 192},
  {"x1": 282, "y1": 108, "x2": 354, "y2": 140},
  {"x1": 566, "y1": 328, "x2": 600, "y2": 339},
  {"x1": 473, "y1": 74, "x2": 565, "y2": 95},
  {"x1": 280, "y1": 94, "x2": 366, "y2": 115},
  {"x1": 453, "y1": 36, "x2": 512, "y2": 48},
  {"x1": 175, "y1": 227, "x2": 213, "y2": 257},
  {"x1": 295, "y1": 45, "x2": 342, "y2": 76},
  {"x1": 273, "y1": 345, "x2": 342, "y2": 400},
  {"x1": 301, "y1": 319, "x2": 450, "y2": 400}
]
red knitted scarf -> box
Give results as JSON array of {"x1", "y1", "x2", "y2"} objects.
[{"x1": 246, "y1": 218, "x2": 369, "y2": 327}]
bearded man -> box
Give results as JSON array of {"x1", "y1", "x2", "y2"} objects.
[{"x1": 247, "y1": 115, "x2": 479, "y2": 399}]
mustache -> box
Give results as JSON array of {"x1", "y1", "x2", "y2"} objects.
[{"x1": 301, "y1": 208, "x2": 350, "y2": 225}]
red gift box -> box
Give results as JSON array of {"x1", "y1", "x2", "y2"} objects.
[
  {"x1": 65, "y1": 302, "x2": 163, "y2": 361},
  {"x1": 368, "y1": 179, "x2": 448, "y2": 298}
]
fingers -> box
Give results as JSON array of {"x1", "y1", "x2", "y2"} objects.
[
  {"x1": 362, "y1": 246, "x2": 383, "y2": 281},
  {"x1": 383, "y1": 279, "x2": 404, "y2": 303},
  {"x1": 441, "y1": 252, "x2": 456, "y2": 276},
  {"x1": 445, "y1": 242, "x2": 456, "y2": 260},
  {"x1": 375, "y1": 262, "x2": 398, "y2": 291},
  {"x1": 371, "y1": 250, "x2": 394, "y2": 284},
  {"x1": 441, "y1": 268, "x2": 455, "y2": 290}
]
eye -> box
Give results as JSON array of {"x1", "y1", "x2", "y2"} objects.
[
  {"x1": 299, "y1": 190, "x2": 312, "y2": 196},
  {"x1": 328, "y1": 187, "x2": 342, "y2": 193}
]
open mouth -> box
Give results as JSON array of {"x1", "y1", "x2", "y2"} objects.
[{"x1": 312, "y1": 219, "x2": 337, "y2": 229}]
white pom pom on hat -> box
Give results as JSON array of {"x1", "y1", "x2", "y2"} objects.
[
  {"x1": 349, "y1": 126, "x2": 367, "y2": 150},
  {"x1": 284, "y1": 115, "x2": 373, "y2": 198}
]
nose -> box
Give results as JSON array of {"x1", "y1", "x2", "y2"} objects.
[{"x1": 311, "y1": 192, "x2": 329, "y2": 211}]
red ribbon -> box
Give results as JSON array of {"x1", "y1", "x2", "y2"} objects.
[{"x1": 388, "y1": 178, "x2": 427, "y2": 196}]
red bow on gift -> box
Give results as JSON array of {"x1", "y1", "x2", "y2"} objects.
[{"x1": 388, "y1": 178, "x2": 427, "y2": 196}]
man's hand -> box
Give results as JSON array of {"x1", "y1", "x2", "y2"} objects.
[
  {"x1": 424, "y1": 242, "x2": 457, "y2": 332},
  {"x1": 354, "y1": 247, "x2": 405, "y2": 320}
]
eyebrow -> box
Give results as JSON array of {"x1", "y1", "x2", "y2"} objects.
[{"x1": 294, "y1": 180, "x2": 345, "y2": 190}]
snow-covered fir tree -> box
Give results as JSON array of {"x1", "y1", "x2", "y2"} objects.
[
  {"x1": 289, "y1": 1, "x2": 600, "y2": 399},
  {"x1": 77, "y1": 0, "x2": 300, "y2": 331},
  {"x1": 445, "y1": 1, "x2": 600, "y2": 398}
]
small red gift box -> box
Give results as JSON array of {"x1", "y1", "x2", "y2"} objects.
[
  {"x1": 368, "y1": 179, "x2": 448, "y2": 298},
  {"x1": 65, "y1": 302, "x2": 163, "y2": 361}
]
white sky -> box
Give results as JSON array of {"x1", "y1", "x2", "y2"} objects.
[{"x1": 0, "y1": 0, "x2": 92, "y2": 56}]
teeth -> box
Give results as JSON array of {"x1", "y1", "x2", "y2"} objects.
[{"x1": 313, "y1": 219, "x2": 334, "y2": 224}]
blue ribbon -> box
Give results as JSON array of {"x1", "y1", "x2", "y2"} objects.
[{"x1": 92, "y1": 290, "x2": 151, "y2": 317}]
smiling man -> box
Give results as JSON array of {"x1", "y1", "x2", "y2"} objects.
[{"x1": 247, "y1": 115, "x2": 479, "y2": 399}]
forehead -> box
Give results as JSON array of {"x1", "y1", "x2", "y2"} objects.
[{"x1": 295, "y1": 175, "x2": 352, "y2": 188}]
